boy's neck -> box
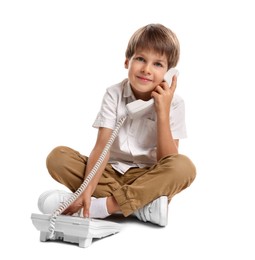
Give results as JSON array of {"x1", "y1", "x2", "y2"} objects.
[{"x1": 131, "y1": 86, "x2": 152, "y2": 101}]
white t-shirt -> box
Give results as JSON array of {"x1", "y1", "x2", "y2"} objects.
[{"x1": 93, "y1": 79, "x2": 187, "y2": 174}]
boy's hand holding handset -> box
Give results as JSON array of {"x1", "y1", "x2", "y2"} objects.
[
  {"x1": 152, "y1": 68, "x2": 179, "y2": 117},
  {"x1": 126, "y1": 68, "x2": 179, "y2": 119}
]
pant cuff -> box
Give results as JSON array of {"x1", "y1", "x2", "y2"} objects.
[{"x1": 113, "y1": 187, "x2": 136, "y2": 217}]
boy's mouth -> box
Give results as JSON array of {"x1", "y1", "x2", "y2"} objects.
[{"x1": 137, "y1": 76, "x2": 152, "y2": 82}]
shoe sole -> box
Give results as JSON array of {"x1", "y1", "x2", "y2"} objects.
[{"x1": 158, "y1": 196, "x2": 168, "y2": 226}]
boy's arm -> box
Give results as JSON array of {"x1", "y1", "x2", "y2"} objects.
[
  {"x1": 82, "y1": 127, "x2": 113, "y2": 217},
  {"x1": 63, "y1": 127, "x2": 112, "y2": 217},
  {"x1": 151, "y1": 75, "x2": 179, "y2": 161},
  {"x1": 85, "y1": 127, "x2": 113, "y2": 189},
  {"x1": 156, "y1": 111, "x2": 178, "y2": 160}
]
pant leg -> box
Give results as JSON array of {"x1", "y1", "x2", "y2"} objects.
[
  {"x1": 46, "y1": 146, "x2": 122, "y2": 194},
  {"x1": 112, "y1": 154, "x2": 196, "y2": 216},
  {"x1": 46, "y1": 146, "x2": 87, "y2": 192},
  {"x1": 46, "y1": 147, "x2": 196, "y2": 217}
]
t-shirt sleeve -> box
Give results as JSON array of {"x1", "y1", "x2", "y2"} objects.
[
  {"x1": 92, "y1": 89, "x2": 117, "y2": 130},
  {"x1": 170, "y1": 95, "x2": 187, "y2": 139}
]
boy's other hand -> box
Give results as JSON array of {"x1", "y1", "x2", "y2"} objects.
[
  {"x1": 151, "y1": 75, "x2": 177, "y2": 117},
  {"x1": 63, "y1": 191, "x2": 91, "y2": 218}
]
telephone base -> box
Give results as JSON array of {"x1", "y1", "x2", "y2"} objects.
[{"x1": 31, "y1": 213, "x2": 121, "y2": 248}]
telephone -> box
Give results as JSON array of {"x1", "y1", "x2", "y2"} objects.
[
  {"x1": 31, "y1": 68, "x2": 179, "y2": 248},
  {"x1": 126, "y1": 68, "x2": 179, "y2": 119}
]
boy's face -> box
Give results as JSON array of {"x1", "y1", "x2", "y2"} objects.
[{"x1": 125, "y1": 49, "x2": 168, "y2": 100}]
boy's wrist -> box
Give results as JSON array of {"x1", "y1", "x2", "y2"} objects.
[{"x1": 156, "y1": 112, "x2": 170, "y2": 123}]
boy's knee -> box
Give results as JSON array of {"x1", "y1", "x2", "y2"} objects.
[
  {"x1": 161, "y1": 154, "x2": 196, "y2": 184},
  {"x1": 46, "y1": 146, "x2": 69, "y2": 175},
  {"x1": 177, "y1": 154, "x2": 196, "y2": 181}
]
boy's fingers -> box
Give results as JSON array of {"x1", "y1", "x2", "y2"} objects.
[
  {"x1": 83, "y1": 198, "x2": 91, "y2": 218},
  {"x1": 83, "y1": 208, "x2": 90, "y2": 218}
]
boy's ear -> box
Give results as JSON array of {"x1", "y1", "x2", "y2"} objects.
[{"x1": 124, "y1": 59, "x2": 129, "y2": 69}]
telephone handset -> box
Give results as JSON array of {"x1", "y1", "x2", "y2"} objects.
[{"x1": 126, "y1": 68, "x2": 179, "y2": 119}]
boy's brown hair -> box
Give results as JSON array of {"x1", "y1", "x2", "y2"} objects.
[{"x1": 125, "y1": 24, "x2": 180, "y2": 69}]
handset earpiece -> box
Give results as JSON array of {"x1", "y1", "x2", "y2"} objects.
[{"x1": 164, "y1": 68, "x2": 179, "y2": 85}]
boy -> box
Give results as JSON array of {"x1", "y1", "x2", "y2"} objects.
[{"x1": 38, "y1": 23, "x2": 196, "y2": 226}]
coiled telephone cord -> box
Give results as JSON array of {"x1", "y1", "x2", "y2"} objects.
[{"x1": 48, "y1": 116, "x2": 127, "y2": 239}]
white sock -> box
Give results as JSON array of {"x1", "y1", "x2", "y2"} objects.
[{"x1": 89, "y1": 197, "x2": 110, "y2": 219}]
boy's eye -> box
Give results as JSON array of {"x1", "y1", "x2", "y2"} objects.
[
  {"x1": 135, "y1": 57, "x2": 145, "y2": 62},
  {"x1": 155, "y1": 62, "x2": 163, "y2": 67}
]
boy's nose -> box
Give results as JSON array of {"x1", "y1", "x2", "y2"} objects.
[{"x1": 141, "y1": 64, "x2": 151, "y2": 74}]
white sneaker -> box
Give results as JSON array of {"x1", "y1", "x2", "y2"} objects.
[
  {"x1": 38, "y1": 189, "x2": 74, "y2": 214},
  {"x1": 134, "y1": 196, "x2": 168, "y2": 226}
]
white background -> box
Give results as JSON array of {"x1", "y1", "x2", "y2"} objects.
[{"x1": 1, "y1": 0, "x2": 254, "y2": 259}]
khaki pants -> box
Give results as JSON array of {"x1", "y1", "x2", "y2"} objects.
[{"x1": 46, "y1": 146, "x2": 196, "y2": 216}]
